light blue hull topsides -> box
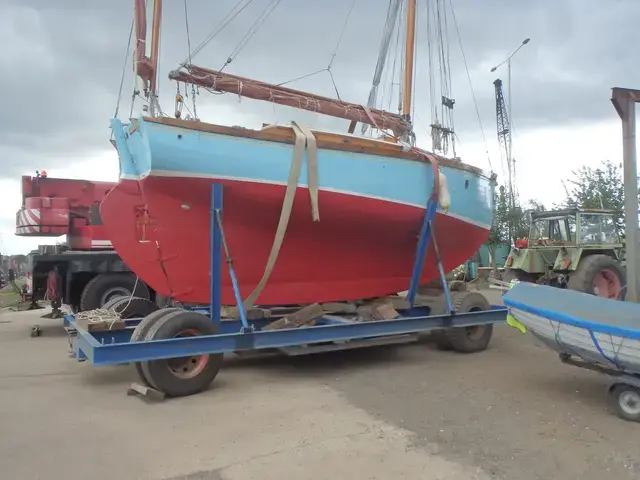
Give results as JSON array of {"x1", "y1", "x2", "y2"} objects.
[
  {"x1": 111, "y1": 117, "x2": 496, "y2": 231},
  {"x1": 503, "y1": 282, "x2": 640, "y2": 372}
]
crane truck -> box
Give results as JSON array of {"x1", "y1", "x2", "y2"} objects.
[{"x1": 16, "y1": 174, "x2": 156, "y2": 312}]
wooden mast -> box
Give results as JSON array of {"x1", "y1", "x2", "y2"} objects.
[
  {"x1": 402, "y1": 0, "x2": 417, "y2": 120},
  {"x1": 133, "y1": 0, "x2": 163, "y2": 116},
  {"x1": 149, "y1": 0, "x2": 162, "y2": 104}
]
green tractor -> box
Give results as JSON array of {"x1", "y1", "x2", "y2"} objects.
[{"x1": 503, "y1": 208, "x2": 626, "y2": 300}]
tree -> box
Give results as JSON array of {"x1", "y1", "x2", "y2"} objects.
[
  {"x1": 488, "y1": 186, "x2": 509, "y2": 247},
  {"x1": 561, "y1": 159, "x2": 640, "y2": 237}
]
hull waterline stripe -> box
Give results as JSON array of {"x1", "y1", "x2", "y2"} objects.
[{"x1": 120, "y1": 170, "x2": 492, "y2": 231}]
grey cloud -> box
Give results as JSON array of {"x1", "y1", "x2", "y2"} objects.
[{"x1": 1, "y1": 0, "x2": 638, "y2": 180}]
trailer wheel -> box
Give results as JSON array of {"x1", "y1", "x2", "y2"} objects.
[
  {"x1": 431, "y1": 291, "x2": 493, "y2": 353},
  {"x1": 429, "y1": 295, "x2": 454, "y2": 351},
  {"x1": 609, "y1": 383, "x2": 640, "y2": 422},
  {"x1": 80, "y1": 273, "x2": 151, "y2": 311},
  {"x1": 110, "y1": 296, "x2": 159, "y2": 319},
  {"x1": 130, "y1": 307, "x2": 181, "y2": 387},
  {"x1": 141, "y1": 310, "x2": 223, "y2": 397}
]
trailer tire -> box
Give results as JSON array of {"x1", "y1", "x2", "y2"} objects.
[
  {"x1": 110, "y1": 296, "x2": 159, "y2": 319},
  {"x1": 141, "y1": 310, "x2": 223, "y2": 397},
  {"x1": 609, "y1": 383, "x2": 640, "y2": 422},
  {"x1": 80, "y1": 273, "x2": 151, "y2": 311},
  {"x1": 567, "y1": 254, "x2": 626, "y2": 300},
  {"x1": 431, "y1": 291, "x2": 493, "y2": 353},
  {"x1": 130, "y1": 307, "x2": 181, "y2": 387},
  {"x1": 429, "y1": 295, "x2": 454, "y2": 351}
]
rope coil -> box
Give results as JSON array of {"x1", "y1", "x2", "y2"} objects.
[{"x1": 76, "y1": 308, "x2": 122, "y2": 330}]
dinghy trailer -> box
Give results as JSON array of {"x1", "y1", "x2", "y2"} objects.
[
  {"x1": 63, "y1": 184, "x2": 506, "y2": 398},
  {"x1": 503, "y1": 282, "x2": 640, "y2": 423}
]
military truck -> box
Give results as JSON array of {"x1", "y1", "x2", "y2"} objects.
[{"x1": 503, "y1": 208, "x2": 626, "y2": 300}]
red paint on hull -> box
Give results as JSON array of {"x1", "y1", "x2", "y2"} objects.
[{"x1": 100, "y1": 177, "x2": 488, "y2": 305}]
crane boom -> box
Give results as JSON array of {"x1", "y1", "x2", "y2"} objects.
[{"x1": 493, "y1": 78, "x2": 517, "y2": 208}]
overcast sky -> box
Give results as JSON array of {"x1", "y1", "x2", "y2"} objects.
[{"x1": 1, "y1": 0, "x2": 639, "y2": 254}]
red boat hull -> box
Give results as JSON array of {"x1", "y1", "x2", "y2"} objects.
[{"x1": 100, "y1": 176, "x2": 488, "y2": 305}]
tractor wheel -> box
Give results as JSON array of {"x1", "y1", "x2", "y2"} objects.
[
  {"x1": 141, "y1": 310, "x2": 223, "y2": 397},
  {"x1": 130, "y1": 307, "x2": 181, "y2": 387},
  {"x1": 567, "y1": 254, "x2": 626, "y2": 300},
  {"x1": 429, "y1": 291, "x2": 494, "y2": 353},
  {"x1": 80, "y1": 273, "x2": 150, "y2": 311}
]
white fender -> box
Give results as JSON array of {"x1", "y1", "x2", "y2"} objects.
[{"x1": 438, "y1": 172, "x2": 451, "y2": 213}]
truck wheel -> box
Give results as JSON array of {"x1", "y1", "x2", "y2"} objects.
[
  {"x1": 141, "y1": 310, "x2": 223, "y2": 397},
  {"x1": 110, "y1": 296, "x2": 159, "y2": 319},
  {"x1": 80, "y1": 273, "x2": 151, "y2": 311},
  {"x1": 101, "y1": 296, "x2": 128, "y2": 311},
  {"x1": 567, "y1": 254, "x2": 626, "y2": 300},
  {"x1": 430, "y1": 291, "x2": 494, "y2": 353},
  {"x1": 130, "y1": 307, "x2": 181, "y2": 387}
]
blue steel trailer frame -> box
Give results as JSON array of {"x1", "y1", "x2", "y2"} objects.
[{"x1": 65, "y1": 184, "x2": 507, "y2": 367}]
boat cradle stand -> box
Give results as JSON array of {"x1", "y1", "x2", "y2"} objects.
[{"x1": 64, "y1": 184, "x2": 508, "y2": 398}]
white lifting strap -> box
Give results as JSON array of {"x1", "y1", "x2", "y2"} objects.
[{"x1": 238, "y1": 121, "x2": 320, "y2": 311}]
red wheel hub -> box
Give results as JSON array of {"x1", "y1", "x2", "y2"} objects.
[
  {"x1": 593, "y1": 269, "x2": 622, "y2": 299},
  {"x1": 167, "y1": 329, "x2": 210, "y2": 379}
]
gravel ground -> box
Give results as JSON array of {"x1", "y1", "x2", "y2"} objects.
[{"x1": 0, "y1": 296, "x2": 637, "y2": 479}]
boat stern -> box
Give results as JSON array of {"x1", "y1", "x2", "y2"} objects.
[{"x1": 110, "y1": 117, "x2": 152, "y2": 181}]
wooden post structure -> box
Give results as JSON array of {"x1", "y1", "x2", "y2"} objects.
[{"x1": 611, "y1": 87, "x2": 640, "y2": 302}]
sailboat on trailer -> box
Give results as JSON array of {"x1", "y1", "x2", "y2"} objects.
[{"x1": 103, "y1": 0, "x2": 496, "y2": 306}]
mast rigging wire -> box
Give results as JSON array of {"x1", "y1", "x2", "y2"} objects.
[
  {"x1": 221, "y1": 0, "x2": 284, "y2": 70},
  {"x1": 113, "y1": 18, "x2": 135, "y2": 120},
  {"x1": 447, "y1": 0, "x2": 493, "y2": 172},
  {"x1": 178, "y1": 0, "x2": 257, "y2": 67},
  {"x1": 274, "y1": 0, "x2": 357, "y2": 101}
]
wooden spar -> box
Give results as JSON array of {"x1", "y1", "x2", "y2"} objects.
[
  {"x1": 133, "y1": 0, "x2": 162, "y2": 110},
  {"x1": 402, "y1": 0, "x2": 417, "y2": 119},
  {"x1": 149, "y1": 0, "x2": 163, "y2": 97},
  {"x1": 133, "y1": 0, "x2": 152, "y2": 82},
  {"x1": 169, "y1": 65, "x2": 412, "y2": 137}
]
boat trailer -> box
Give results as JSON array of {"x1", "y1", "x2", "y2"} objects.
[{"x1": 64, "y1": 184, "x2": 507, "y2": 398}]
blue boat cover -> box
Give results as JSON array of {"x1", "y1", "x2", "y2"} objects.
[{"x1": 503, "y1": 282, "x2": 640, "y2": 340}]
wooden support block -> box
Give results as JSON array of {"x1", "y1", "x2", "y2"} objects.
[
  {"x1": 75, "y1": 317, "x2": 125, "y2": 332},
  {"x1": 262, "y1": 303, "x2": 324, "y2": 330},
  {"x1": 376, "y1": 295, "x2": 411, "y2": 310},
  {"x1": 127, "y1": 382, "x2": 165, "y2": 402},
  {"x1": 321, "y1": 302, "x2": 358, "y2": 313},
  {"x1": 356, "y1": 301, "x2": 400, "y2": 322},
  {"x1": 220, "y1": 306, "x2": 272, "y2": 319}
]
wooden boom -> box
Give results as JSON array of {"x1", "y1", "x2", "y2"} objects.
[{"x1": 169, "y1": 64, "x2": 411, "y2": 137}]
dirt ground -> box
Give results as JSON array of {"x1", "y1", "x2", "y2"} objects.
[
  {"x1": 0, "y1": 285, "x2": 21, "y2": 309},
  {"x1": 0, "y1": 299, "x2": 637, "y2": 479}
]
